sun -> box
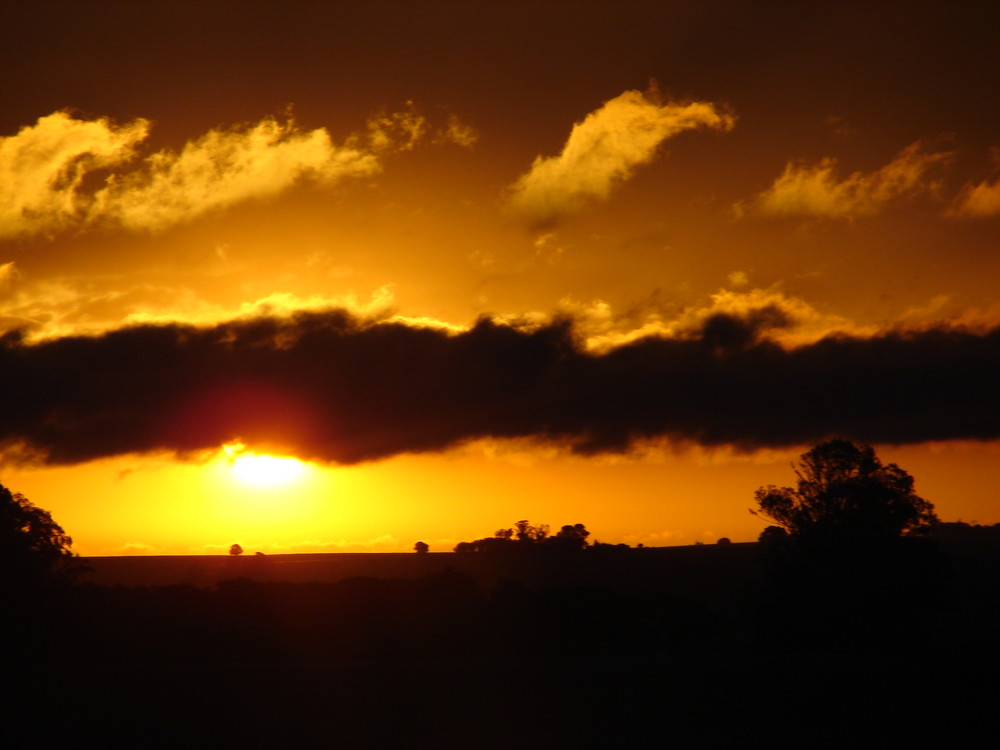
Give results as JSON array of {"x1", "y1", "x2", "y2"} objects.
[
  {"x1": 232, "y1": 454, "x2": 305, "y2": 486},
  {"x1": 224, "y1": 443, "x2": 306, "y2": 487},
  {"x1": 205, "y1": 442, "x2": 327, "y2": 529}
]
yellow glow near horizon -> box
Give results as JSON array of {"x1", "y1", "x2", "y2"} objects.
[
  {"x1": 4, "y1": 438, "x2": 1000, "y2": 557},
  {"x1": 231, "y1": 452, "x2": 306, "y2": 487},
  {"x1": 202, "y1": 443, "x2": 334, "y2": 538},
  {"x1": 221, "y1": 441, "x2": 307, "y2": 488}
]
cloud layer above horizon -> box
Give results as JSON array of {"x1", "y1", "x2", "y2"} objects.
[{"x1": 2, "y1": 308, "x2": 997, "y2": 467}]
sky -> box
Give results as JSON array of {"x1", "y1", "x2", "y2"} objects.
[{"x1": 1, "y1": 1, "x2": 999, "y2": 555}]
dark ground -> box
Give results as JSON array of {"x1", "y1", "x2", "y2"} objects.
[{"x1": 5, "y1": 540, "x2": 1000, "y2": 748}]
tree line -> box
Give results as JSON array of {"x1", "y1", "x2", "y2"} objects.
[
  {"x1": 0, "y1": 438, "x2": 965, "y2": 578},
  {"x1": 5, "y1": 438, "x2": 1000, "y2": 663}
]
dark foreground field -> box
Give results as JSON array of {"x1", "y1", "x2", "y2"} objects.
[
  {"x1": 6, "y1": 541, "x2": 1000, "y2": 748},
  {"x1": 79, "y1": 543, "x2": 763, "y2": 591}
]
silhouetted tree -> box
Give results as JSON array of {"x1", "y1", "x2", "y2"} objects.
[
  {"x1": 552, "y1": 523, "x2": 590, "y2": 550},
  {"x1": 0, "y1": 483, "x2": 76, "y2": 588},
  {"x1": 414, "y1": 541, "x2": 429, "y2": 554},
  {"x1": 513, "y1": 519, "x2": 549, "y2": 543},
  {"x1": 0, "y1": 483, "x2": 80, "y2": 659},
  {"x1": 716, "y1": 537, "x2": 732, "y2": 545},
  {"x1": 453, "y1": 536, "x2": 513, "y2": 553},
  {"x1": 757, "y1": 525, "x2": 789, "y2": 546},
  {"x1": 752, "y1": 441, "x2": 946, "y2": 651},
  {"x1": 751, "y1": 440, "x2": 938, "y2": 543},
  {"x1": 454, "y1": 520, "x2": 589, "y2": 552},
  {"x1": 229, "y1": 543, "x2": 244, "y2": 556}
]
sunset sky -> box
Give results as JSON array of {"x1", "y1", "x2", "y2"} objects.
[{"x1": 2, "y1": 2, "x2": 999, "y2": 555}]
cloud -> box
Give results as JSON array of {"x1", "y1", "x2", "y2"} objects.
[
  {"x1": 564, "y1": 286, "x2": 858, "y2": 352},
  {"x1": 740, "y1": 142, "x2": 949, "y2": 219},
  {"x1": 727, "y1": 271, "x2": 749, "y2": 288},
  {"x1": 0, "y1": 111, "x2": 149, "y2": 238},
  {"x1": 1, "y1": 308, "x2": 998, "y2": 467},
  {"x1": 950, "y1": 178, "x2": 1000, "y2": 217},
  {"x1": 506, "y1": 89, "x2": 734, "y2": 228},
  {"x1": 368, "y1": 105, "x2": 477, "y2": 150},
  {"x1": 364, "y1": 103, "x2": 428, "y2": 153},
  {"x1": 0, "y1": 107, "x2": 442, "y2": 237},
  {"x1": 949, "y1": 150, "x2": 1000, "y2": 217},
  {"x1": 436, "y1": 114, "x2": 479, "y2": 148},
  {"x1": 0, "y1": 274, "x2": 402, "y2": 343},
  {"x1": 119, "y1": 541, "x2": 157, "y2": 554},
  {"x1": 237, "y1": 535, "x2": 400, "y2": 554},
  {"x1": 0, "y1": 262, "x2": 17, "y2": 289},
  {"x1": 95, "y1": 117, "x2": 380, "y2": 231}
]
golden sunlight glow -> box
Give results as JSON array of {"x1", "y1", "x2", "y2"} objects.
[
  {"x1": 232, "y1": 453, "x2": 305, "y2": 486},
  {"x1": 226, "y1": 444, "x2": 306, "y2": 487},
  {"x1": 202, "y1": 443, "x2": 332, "y2": 537}
]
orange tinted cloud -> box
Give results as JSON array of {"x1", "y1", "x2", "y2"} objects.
[
  {"x1": 0, "y1": 274, "x2": 401, "y2": 343},
  {"x1": 364, "y1": 104, "x2": 429, "y2": 153},
  {"x1": 950, "y1": 153, "x2": 1000, "y2": 217},
  {"x1": 0, "y1": 111, "x2": 149, "y2": 238},
  {"x1": 0, "y1": 108, "x2": 451, "y2": 237},
  {"x1": 563, "y1": 286, "x2": 859, "y2": 353},
  {"x1": 0, "y1": 262, "x2": 16, "y2": 288},
  {"x1": 507, "y1": 89, "x2": 734, "y2": 228},
  {"x1": 951, "y1": 180, "x2": 1000, "y2": 216},
  {"x1": 95, "y1": 116, "x2": 381, "y2": 231},
  {"x1": 436, "y1": 114, "x2": 479, "y2": 148},
  {"x1": 741, "y1": 142, "x2": 949, "y2": 219}
]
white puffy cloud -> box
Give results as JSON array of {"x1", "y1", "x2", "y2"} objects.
[
  {"x1": 740, "y1": 142, "x2": 949, "y2": 219},
  {"x1": 506, "y1": 89, "x2": 734, "y2": 228}
]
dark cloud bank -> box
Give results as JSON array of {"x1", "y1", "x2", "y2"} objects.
[{"x1": 1, "y1": 310, "x2": 998, "y2": 466}]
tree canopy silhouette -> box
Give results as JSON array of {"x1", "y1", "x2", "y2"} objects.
[
  {"x1": 552, "y1": 523, "x2": 591, "y2": 550},
  {"x1": 752, "y1": 440, "x2": 938, "y2": 542},
  {"x1": 0, "y1": 483, "x2": 75, "y2": 587},
  {"x1": 454, "y1": 520, "x2": 591, "y2": 552}
]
